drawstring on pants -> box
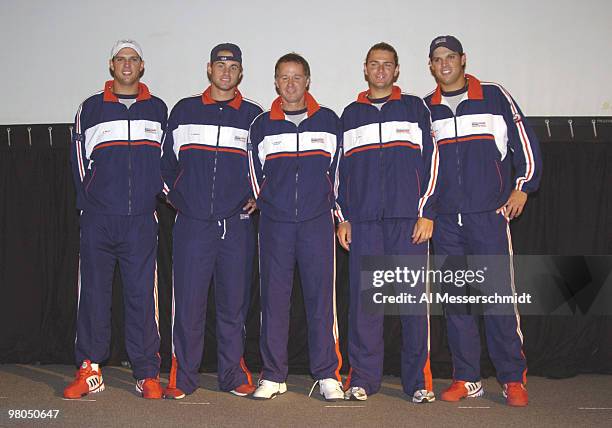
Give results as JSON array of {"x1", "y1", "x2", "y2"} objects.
[
  {"x1": 218, "y1": 219, "x2": 227, "y2": 240},
  {"x1": 457, "y1": 213, "x2": 463, "y2": 227}
]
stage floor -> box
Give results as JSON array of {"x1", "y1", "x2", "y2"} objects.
[{"x1": 0, "y1": 365, "x2": 610, "y2": 427}]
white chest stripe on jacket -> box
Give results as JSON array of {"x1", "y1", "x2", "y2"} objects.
[
  {"x1": 172, "y1": 124, "x2": 249, "y2": 158},
  {"x1": 431, "y1": 113, "x2": 508, "y2": 160},
  {"x1": 343, "y1": 120, "x2": 421, "y2": 154},
  {"x1": 258, "y1": 131, "x2": 337, "y2": 169},
  {"x1": 84, "y1": 119, "x2": 163, "y2": 159}
]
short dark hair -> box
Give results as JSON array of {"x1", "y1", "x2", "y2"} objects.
[
  {"x1": 274, "y1": 53, "x2": 311, "y2": 78},
  {"x1": 365, "y1": 42, "x2": 399, "y2": 65}
]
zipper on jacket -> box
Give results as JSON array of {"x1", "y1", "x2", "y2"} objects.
[
  {"x1": 452, "y1": 107, "x2": 462, "y2": 212},
  {"x1": 210, "y1": 105, "x2": 223, "y2": 216},
  {"x1": 127, "y1": 106, "x2": 133, "y2": 215},
  {"x1": 295, "y1": 126, "x2": 300, "y2": 220},
  {"x1": 378, "y1": 110, "x2": 385, "y2": 220}
]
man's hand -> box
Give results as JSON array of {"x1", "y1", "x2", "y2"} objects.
[
  {"x1": 337, "y1": 221, "x2": 352, "y2": 251},
  {"x1": 243, "y1": 198, "x2": 257, "y2": 214},
  {"x1": 412, "y1": 217, "x2": 434, "y2": 244},
  {"x1": 497, "y1": 189, "x2": 528, "y2": 220}
]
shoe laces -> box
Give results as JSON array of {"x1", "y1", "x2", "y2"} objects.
[
  {"x1": 448, "y1": 380, "x2": 466, "y2": 391},
  {"x1": 506, "y1": 382, "x2": 525, "y2": 392},
  {"x1": 76, "y1": 365, "x2": 95, "y2": 380}
]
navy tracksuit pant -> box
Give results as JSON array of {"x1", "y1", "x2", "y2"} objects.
[
  {"x1": 346, "y1": 218, "x2": 431, "y2": 396},
  {"x1": 75, "y1": 212, "x2": 161, "y2": 380},
  {"x1": 432, "y1": 211, "x2": 527, "y2": 384},
  {"x1": 170, "y1": 211, "x2": 254, "y2": 394},
  {"x1": 258, "y1": 211, "x2": 341, "y2": 383}
]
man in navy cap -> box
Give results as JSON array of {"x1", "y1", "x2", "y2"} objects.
[
  {"x1": 424, "y1": 35, "x2": 542, "y2": 407},
  {"x1": 161, "y1": 43, "x2": 262, "y2": 399}
]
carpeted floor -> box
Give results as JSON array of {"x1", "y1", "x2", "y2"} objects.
[{"x1": 0, "y1": 365, "x2": 610, "y2": 427}]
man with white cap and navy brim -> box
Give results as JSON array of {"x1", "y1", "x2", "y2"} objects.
[{"x1": 64, "y1": 39, "x2": 167, "y2": 400}]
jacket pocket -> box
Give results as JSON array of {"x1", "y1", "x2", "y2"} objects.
[
  {"x1": 85, "y1": 167, "x2": 97, "y2": 194},
  {"x1": 494, "y1": 160, "x2": 503, "y2": 194},
  {"x1": 173, "y1": 168, "x2": 184, "y2": 189}
]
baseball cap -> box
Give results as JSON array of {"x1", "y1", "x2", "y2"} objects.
[
  {"x1": 110, "y1": 39, "x2": 143, "y2": 60},
  {"x1": 210, "y1": 43, "x2": 242, "y2": 64},
  {"x1": 429, "y1": 35, "x2": 463, "y2": 58}
]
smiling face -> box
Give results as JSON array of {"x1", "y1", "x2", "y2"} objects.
[
  {"x1": 207, "y1": 50, "x2": 242, "y2": 97},
  {"x1": 109, "y1": 47, "x2": 143, "y2": 92},
  {"x1": 429, "y1": 46, "x2": 467, "y2": 92},
  {"x1": 274, "y1": 61, "x2": 310, "y2": 110},
  {"x1": 364, "y1": 48, "x2": 399, "y2": 97}
]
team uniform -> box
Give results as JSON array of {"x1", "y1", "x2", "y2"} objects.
[
  {"x1": 248, "y1": 92, "x2": 343, "y2": 388},
  {"x1": 424, "y1": 74, "x2": 542, "y2": 389},
  {"x1": 337, "y1": 86, "x2": 438, "y2": 398},
  {"x1": 161, "y1": 87, "x2": 262, "y2": 395},
  {"x1": 70, "y1": 80, "x2": 167, "y2": 382}
]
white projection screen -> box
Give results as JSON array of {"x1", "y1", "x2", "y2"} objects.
[{"x1": 0, "y1": 0, "x2": 610, "y2": 124}]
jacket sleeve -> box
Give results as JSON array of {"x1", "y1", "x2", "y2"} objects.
[
  {"x1": 335, "y1": 111, "x2": 349, "y2": 223},
  {"x1": 247, "y1": 116, "x2": 264, "y2": 199},
  {"x1": 329, "y1": 113, "x2": 345, "y2": 223},
  {"x1": 417, "y1": 98, "x2": 439, "y2": 220},
  {"x1": 70, "y1": 104, "x2": 87, "y2": 210},
  {"x1": 160, "y1": 104, "x2": 179, "y2": 196},
  {"x1": 499, "y1": 86, "x2": 542, "y2": 194}
]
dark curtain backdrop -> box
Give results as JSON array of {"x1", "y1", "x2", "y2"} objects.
[{"x1": 1, "y1": 124, "x2": 611, "y2": 380}]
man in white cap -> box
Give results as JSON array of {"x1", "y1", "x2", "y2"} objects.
[{"x1": 65, "y1": 39, "x2": 167, "y2": 399}]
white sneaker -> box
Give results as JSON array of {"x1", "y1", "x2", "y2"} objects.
[
  {"x1": 317, "y1": 378, "x2": 344, "y2": 401},
  {"x1": 252, "y1": 379, "x2": 287, "y2": 400},
  {"x1": 344, "y1": 386, "x2": 368, "y2": 401},
  {"x1": 412, "y1": 389, "x2": 436, "y2": 403}
]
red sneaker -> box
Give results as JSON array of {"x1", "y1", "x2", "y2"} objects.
[
  {"x1": 136, "y1": 376, "x2": 163, "y2": 399},
  {"x1": 440, "y1": 380, "x2": 484, "y2": 402},
  {"x1": 503, "y1": 382, "x2": 528, "y2": 407},
  {"x1": 163, "y1": 386, "x2": 186, "y2": 400},
  {"x1": 230, "y1": 383, "x2": 257, "y2": 397},
  {"x1": 63, "y1": 360, "x2": 105, "y2": 399}
]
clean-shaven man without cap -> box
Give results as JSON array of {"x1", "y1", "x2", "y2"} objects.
[
  {"x1": 337, "y1": 42, "x2": 438, "y2": 403},
  {"x1": 248, "y1": 53, "x2": 344, "y2": 401}
]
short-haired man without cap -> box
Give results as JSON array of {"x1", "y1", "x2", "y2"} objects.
[
  {"x1": 424, "y1": 35, "x2": 542, "y2": 407},
  {"x1": 65, "y1": 40, "x2": 167, "y2": 399},
  {"x1": 160, "y1": 43, "x2": 262, "y2": 399},
  {"x1": 336, "y1": 42, "x2": 438, "y2": 403},
  {"x1": 248, "y1": 53, "x2": 344, "y2": 401}
]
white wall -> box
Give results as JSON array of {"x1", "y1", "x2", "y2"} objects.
[{"x1": 0, "y1": 0, "x2": 610, "y2": 124}]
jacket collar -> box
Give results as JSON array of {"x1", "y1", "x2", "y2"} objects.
[
  {"x1": 356, "y1": 85, "x2": 402, "y2": 104},
  {"x1": 103, "y1": 80, "x2": 151, "y2": 102},
  {"x1": 430, "y1": 74, "x2": 483, "y2": 105},
  {"x1": 201, "y1": 86, "x2": 243, "y2": 109},
  {"x1": 270, "y1": 91, "x2": 320, "y2": 121}
]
